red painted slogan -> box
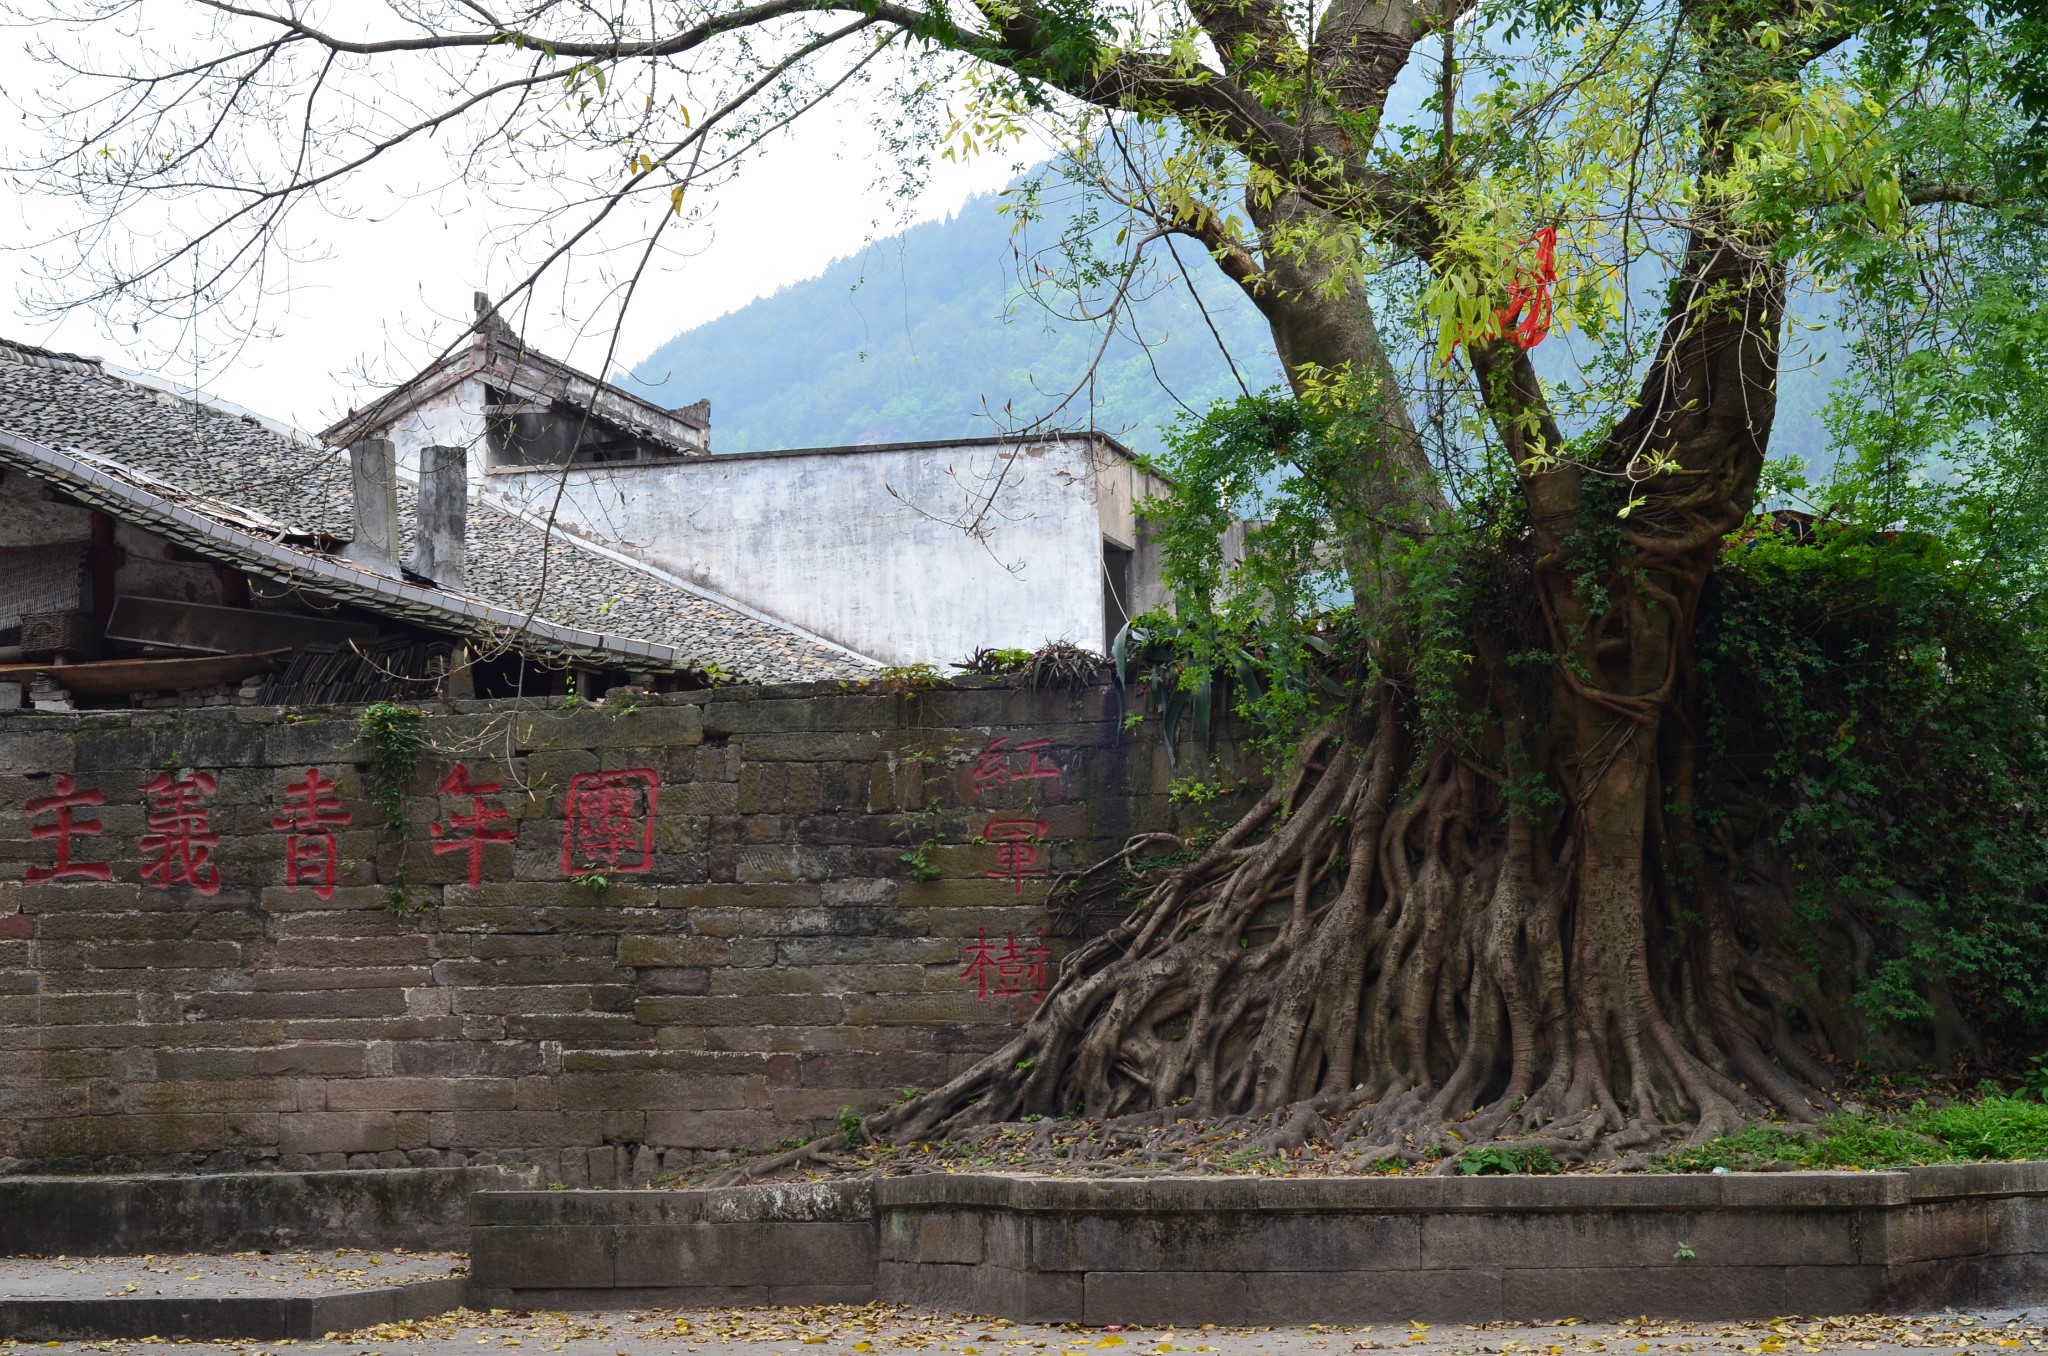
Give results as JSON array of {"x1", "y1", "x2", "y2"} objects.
[
  {"x1": 274, "y1": 767, "x2": 351, "y2": 899},
  {"x1": 19, "y1": 764, "x2": 662, "y2": 890},
  {"x1": 24, "y1": 775, "x2": 109, "y2": 882},
  {"x1": 970, "y1": 735, "x2": 1063, "y2": 896},
  {"x1": 562, "y1": 769, "x2": 660, "y2": 875},
  {"x1": 962, "y1": 733, "x2": 1067, "y2": 1002}
]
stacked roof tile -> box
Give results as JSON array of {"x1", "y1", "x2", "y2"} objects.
[{"x1": 0, "y1": 339, "x2": 877, "y2": 683}]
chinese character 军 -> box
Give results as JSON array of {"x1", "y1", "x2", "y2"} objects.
[
  {"x1": 982, "y1": 815, "x2": 1051, "y2": 894},
  {"x1": 428, "y1": 765, "x2": 516, "y2": 888},
  {"x1": 139, "y1": 771, "x2": 221, "y2": 894},
  {"x1": 960, "y1": 928, "x2": 1051, "y2": 1000},
  {"x1": 970, "y1": 736, "x2": 1061, "y2": 797},
  {"x1": 273, "y1": 767, "x2": 352, "y2": 900},
  {"x1": 561, "y1": 768, "x2": 659, "y2": 874},
  {"x1": 24, "y1": 774, "x2": 110, "y2": 883}
]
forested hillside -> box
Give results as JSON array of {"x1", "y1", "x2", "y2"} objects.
[
  {"x1": 624, "y1": 197, "x2": 1280, "y2": 455},
  {"x1": 626, "y1": 192, "x2": 1833, "y2": 464}
]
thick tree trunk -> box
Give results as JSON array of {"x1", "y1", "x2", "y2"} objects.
[
  {"x1": 790, "y1": 244, "x2": 1850, "y2": 1172},
  {"x1": 709, "y1": 13, "x2": 1868, "y2": 1175}
]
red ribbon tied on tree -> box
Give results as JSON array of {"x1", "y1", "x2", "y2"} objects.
[{"x1": 1498, "y1": 226, "x2": 1558, "y2": 350}]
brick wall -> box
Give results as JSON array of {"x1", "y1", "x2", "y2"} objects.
[{"x1": 0, "y1": 680, "x2": 1228, "y2": 1179}]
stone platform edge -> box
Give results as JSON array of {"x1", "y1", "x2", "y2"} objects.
[
  {"x1": 467, "y1": 1165, "x2": 2048, "y2": 1323},
  {"x1": 2, "y1": 1165, "x2": 538, "y2": 1255},
  {"x1": 0, "y1": 1277, "x2": 468, "y2": 1342}
]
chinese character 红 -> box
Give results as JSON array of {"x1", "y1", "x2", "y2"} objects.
[
  {"x1": 560, "y1": 768, "x2": 659, "y2": 875},
  {"x1": 970, "y1": 736, "x2": 1061, "y2": 797},
  {"x1": 960, "y1": 928, "x2": 1052, "y2": 1001},
  {"x1": 273, "y1": 767, "x2": 352, "y2": 900},
  {"x1": 139, "y1": 771, "x2": 221, "y2": 894},
  {"x1": 982, "y1": 815, "x2": 1050, "y2": 894},
  {"x1": 428, "y1": 765, "x2": 516, "y2": 888},
  {"x1": 24, "y1": 774, "x2": 109, "y2": 882}
]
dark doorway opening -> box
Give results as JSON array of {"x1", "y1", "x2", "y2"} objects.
[{"x1": 1103, "y1": 540, "x2": 1134, "y2": 652}]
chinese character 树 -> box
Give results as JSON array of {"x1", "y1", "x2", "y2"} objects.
[
  {"x1": 139, "y1": 771, "x2": 222, "y2": 894},
  {"x1": 24, "y1": 774, "x2": 110, "y2": 883},
  {"x1": 428, "y1": 765, "x2": 516, "y2": 888},
  {"x1": 273, "y1": 767, "x2": 352, "y2": 900},
  {"x1": 982, "y1": 815, "x2": 1051, "y2": 894},
  {"x1": 561, "y1": 768, "x2": 659, "y2": 874},
  {"x1": 970, "y1": 736, "x2": 1061, "y2": 797},
  {"x1": 960, "y1": 927, "x2": 1052, "y2": 1000}
]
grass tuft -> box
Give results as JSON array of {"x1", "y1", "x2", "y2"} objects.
[{"x1": 1654, "y1": 1095, "x2": 2048, "y2": 1172}]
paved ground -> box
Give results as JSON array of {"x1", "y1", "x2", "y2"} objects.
[
  {"x1": 6, "y1": 1299, "x2": 2048, "y2": 1356},
  {"x1": 0, "y1": 1251, "x2": 464, "y2": 1301}
]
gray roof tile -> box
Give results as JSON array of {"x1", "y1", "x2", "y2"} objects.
[{"x1": 0, "y1": 340, "x2": 877, "y2": 684}]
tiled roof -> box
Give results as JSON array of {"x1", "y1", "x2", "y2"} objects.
[
  {"x1": 319, "y1": 311, "x2": 709, "y2": 457},
  {"x1": 0, "y1": 339, "x2": 878, "y2": 683}
]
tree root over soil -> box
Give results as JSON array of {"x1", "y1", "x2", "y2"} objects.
[{"x1": 704, "y1": 680, "x2": 1889, "y2": 1191}]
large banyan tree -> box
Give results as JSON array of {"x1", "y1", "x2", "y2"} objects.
[{"x1": 13, "y1": 0, "x2": 2048, "y2": 1162}]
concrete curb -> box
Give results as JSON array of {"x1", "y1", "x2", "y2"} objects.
[
  {"x1": 469, "y1": 1166, "x2": 2048, "y2": 1322},
  {"x1": 0, "y1": 1276, "x2": 467, "y2": 1341}
]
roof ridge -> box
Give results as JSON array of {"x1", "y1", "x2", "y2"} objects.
[{"x1": 0, "y1": 337, "x2": 105, "y2": 374}]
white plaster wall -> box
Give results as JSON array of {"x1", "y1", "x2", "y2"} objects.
[
  {"x1": 371, "y1": 378, "x2": 491, "y2": 486},
  {"x1": 480, "y1": 438, "x2": 1138, "y2": 665}
]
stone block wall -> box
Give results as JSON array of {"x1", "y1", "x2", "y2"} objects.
[
  {"x1": 466, "y1": 1166, "x2": 2048, "y2": 1321},
  {"x1": 0, "y1": 680, "x2": 1235, "y2": 1177}
]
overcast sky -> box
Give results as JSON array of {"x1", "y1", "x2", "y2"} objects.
[{"x1": 0, "y1": 21, "x2": 1035, "y2": 439}]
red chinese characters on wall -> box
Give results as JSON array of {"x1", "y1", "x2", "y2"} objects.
[
  {"x1": 428, "y1": 765, "x2": 517, "y2": 889},
  {"x1": 138, "y1": 771, "x2": 222, "y2": 894},
  {"x1": 561, "y1": 769, "x2": 659, "y2": 875},
  {"x1": 24, "y1": 775, "x2": 110, "y2": 882},
  {"x1": 971, "y1": 736, "x2": 1060, "y2": 796},
  {"x1": 961, "y1": 927, "x2": 1051, "y2": 1001},
  {"x1": 16, "y1": 761, "x2": 667, "y2": 891},
  {"x1": 273, "y1": 767, "x2": 352, "y2": 900},
  {"x1": 982, "y1": 816, "x2": 1051, "y2": 895},
  {"x1": 970, "y1": 734, "x2": 1064, "y2": 895}
]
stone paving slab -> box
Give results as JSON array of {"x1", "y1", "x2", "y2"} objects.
[{"x1": 0, "y1": 1251, "x2": 467, "y2": 1341}]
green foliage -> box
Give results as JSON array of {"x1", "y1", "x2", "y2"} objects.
[
  {"x1": 1456, "y1": 1143, "x2": 1562, "y2": 1175},
  {"x1": 1214, "y1": 1145, "x2": 1290, "y2": 1175},
  {"x1": 1699, "y1": 191, "x2": 2048, "y2": 1034},
  {"x1": 897, "y1": 770, "x2": 950, "y2": 888},
  {"x1": 1919, "y1": 1096, "x2": 2048, "y2": 1161},
  {"x1": 955, "y1": 646, "x2": 1034, "y2": 675},
  {"x1": 1131, "y1": 390, "x2": 1375, "y2": 767},
  {"x1": 898, "y1": 845, "x2": 943, "y2": 881},
  {"x1": 1023, "y1": 641, "x2": 1104, "y2": 691},
  {"x1": 1655, "y1": 1097, "x2": 2048, "y2": 1171},
  {"x1": 1166, "y1": 772, "x2": 1236, "y2": 805},
  {"x1": 355, "y1": 703, "x2": 425, "y2": 917},
  {"x1": 838, "y1": 1104, "x2": 865, "y2": 1150},
  {"x1": 873, "y1": 663, "x2": 948, "y2": 696}
]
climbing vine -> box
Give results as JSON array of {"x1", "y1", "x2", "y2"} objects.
[{"x1": 356, "y1": 702, "x2": 426, "y2": 916}]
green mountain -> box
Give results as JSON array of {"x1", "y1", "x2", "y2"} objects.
[
  {"x1": 626, "y1": 194, "x2": 1836, "y2": 468},
  {"x1": 625, "y1": 196, "x2": 1281, "y2": 457}
]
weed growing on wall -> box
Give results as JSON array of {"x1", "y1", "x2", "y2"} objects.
[{"x1": 356, "y1": 702, "x2": 425, "y2": 915}]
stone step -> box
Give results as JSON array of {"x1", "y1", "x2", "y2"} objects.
[{"x1": 0, "y1": 1249, "x2": 467, "y2": 1341}]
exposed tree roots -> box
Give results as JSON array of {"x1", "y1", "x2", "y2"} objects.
[{"x1": 704, "y1": 655, "x2": 1922, "y2": 1192}]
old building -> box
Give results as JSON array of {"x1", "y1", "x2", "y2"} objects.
[
  {"x1": 321, "y1": 298, "x2": 1170, "y2": 665},
  {"x1": 0, "y1": 338, "x2": 876, "y2": 710}
]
